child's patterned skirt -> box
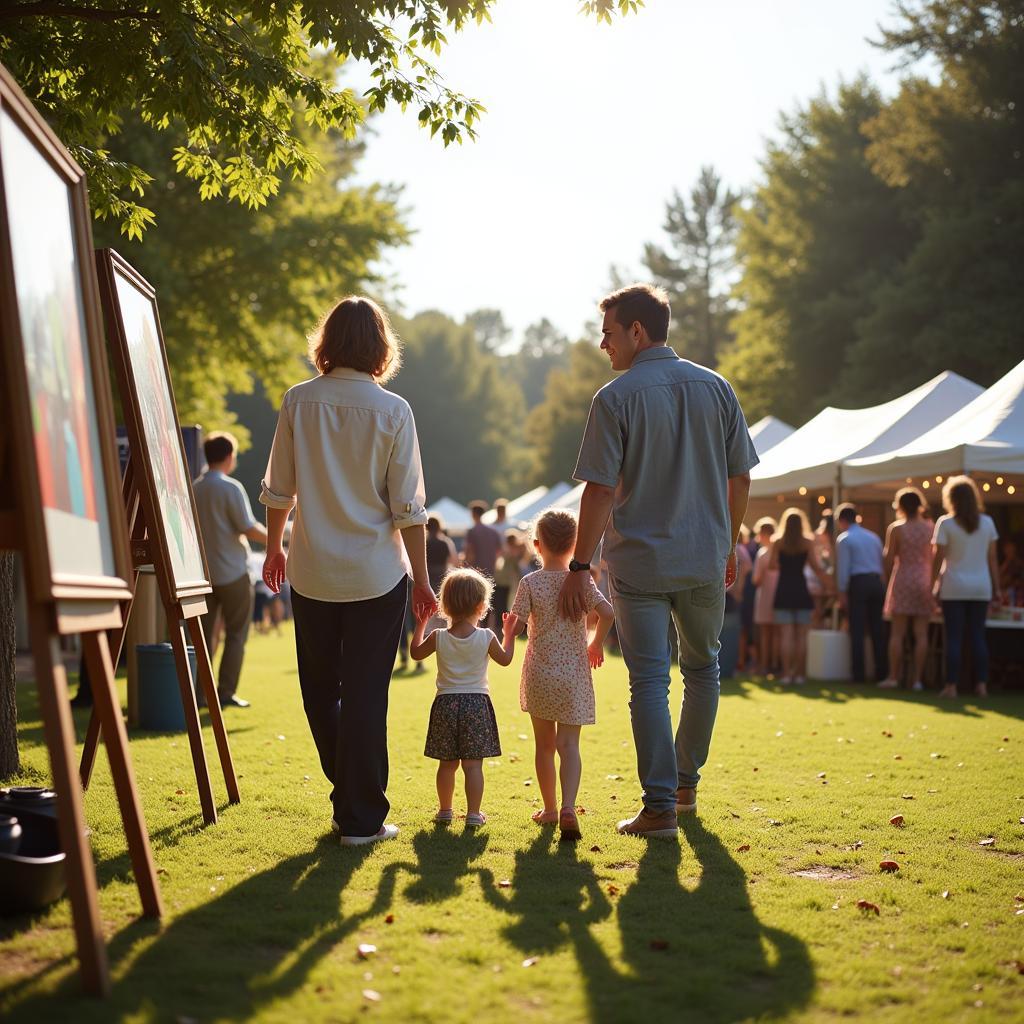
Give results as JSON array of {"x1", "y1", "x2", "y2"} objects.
[{"x1": 424, "y1": 693, "x2": 501, "y2": 760}]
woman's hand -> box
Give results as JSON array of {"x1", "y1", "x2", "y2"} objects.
[
  {"x1": 263, "y1": 550, "x2": 286, "y2": 595},
  {"x1": 412, "y1": 580, "x2": 438, "y2": 620},
  {"x1": 588, "y1": 639, "x2": 605, "y2": 670}
]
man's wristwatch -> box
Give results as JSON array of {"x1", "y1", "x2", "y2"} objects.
[{"x1": 568, "y1": 559, "x2": 591, "y2": 573}]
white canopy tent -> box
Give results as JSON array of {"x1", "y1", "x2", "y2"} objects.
[
  {"x1": 749, "y1": 371, "x2": 983, "y2": 499},
  {"x1": 481, "y1": 486, "x2": 547, "y2": 526},
  {"x1": 504, "y1": 482, "x2": 574, "y2": 527},
  {"x1": 748, "y1": 415, "x2": 795, "y2": 456},
  {"x1": 844, "y1": 358, "x2": 1024, "y2": 486},
  {"x1": 425, "y1": 496, "x2": 474, "y2": 534}
]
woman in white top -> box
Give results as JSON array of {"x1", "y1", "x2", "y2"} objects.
[
  {"x1": 261, "y1": 296, "x2": 437, "y2": 845},
  {"x1": 931, "y1": 475, "x2": 1001, "y2": 699}
]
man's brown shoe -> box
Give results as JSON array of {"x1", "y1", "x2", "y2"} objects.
[
  {"x1": 616, "y1": 808, "x2": 678, "y2": 838},
  {"x1": 676, "y1": 787, "x2": 697, "y2": 814}
]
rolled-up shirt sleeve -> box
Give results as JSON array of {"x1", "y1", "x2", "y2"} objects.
[
  {"x1": 260, "y1": 399, "x2": 297, "y2": 510},
  {"x1": 573, "y1": 391, "x2": 623, "y2": 488},
  {"x1": 387, "y1": 408, "x2": 428, "y2": 529}
]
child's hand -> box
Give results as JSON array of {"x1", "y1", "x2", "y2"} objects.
[
  {"x1": 588, "y1": 639, "x2": 605, "y2": 669},
  {"x1": 414, "y1": 601, "x2": 432, "y2": 625},
  {"x1": 502, "y1": 612, "x2": 520, "y2": 638}
]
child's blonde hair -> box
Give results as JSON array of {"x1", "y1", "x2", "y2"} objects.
[
  {"x1": 533, "y1": 507, "x2": 578, "y2": 556},
  {"x1": 439, "y1": 567, "x2": 492, "y2": 623}
]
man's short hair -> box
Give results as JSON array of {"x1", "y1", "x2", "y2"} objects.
[
  {"x1": 599, "y1": 283, "x2": 671, "y2": 343},
  {"x1": 835, "y1": 502, "x2": 858, "y2": 524},
  {"x1": 204, "y1": 431, "x2": 237, "y2": 465},
  {"x1": 469, "y1": 500, "x2": 488, "y2": 519},
  {"x1": 494, "y1": 499, "x2": 508, "y2": 513}
]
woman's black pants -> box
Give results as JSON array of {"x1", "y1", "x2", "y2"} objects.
[{"x1": 291, "y1": 578, "x2": 407, "y2": 837}]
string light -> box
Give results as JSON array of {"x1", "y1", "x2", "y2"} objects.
[
  {"x1": 817, "y1": 495, "x2": 826, "y2": 505},
  {"x1": 922, "y1": 480, "x2": 930, "y2": 489},
  {"x1": 1009, "y1": 485, "x2": 1017, "y2": 495},
  {"x1": 798, "y1": 486, "x2": 807, "y2": 496},
  {"x1": 936, "y1": 475, "x2": 943, "y2": 483},
  {"x1": 996, "y1": 477, "x2": 1004, "y2": 485},
  {"x1": 982, "y1": 482, "x2": 991, "y2": 492}
]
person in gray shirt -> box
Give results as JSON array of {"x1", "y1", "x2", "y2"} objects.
[
  {"x1": 193, "y1": 432, "x2": 267, "y2": 707},
  {"x1": 559, "y1": 284, "x2": 758, "y2": 839}
]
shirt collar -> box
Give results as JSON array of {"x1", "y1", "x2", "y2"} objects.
[
  {"x1": 631, "y1": 345, "x2": 678, "y2": 366},
  {"x1": 327, "y1": 367, "x2": 376, "y2": 383}
]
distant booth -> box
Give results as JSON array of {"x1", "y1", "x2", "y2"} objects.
[{"x1": 746, "y1": 363, "x2": 1024, "y2": 687}]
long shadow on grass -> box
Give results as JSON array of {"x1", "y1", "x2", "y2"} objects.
[
  {"x1": 482, "y1": 820, "x2": 814, "y2": 1023},
  {"x1": 0, "y1": 836, "x2": 395, "y2": 1023}
]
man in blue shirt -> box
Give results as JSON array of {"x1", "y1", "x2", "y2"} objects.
[
  {"x1": 834, "y1": 503, "x2": 887, "y2": 683},
  {"x1": 560, "y1": 283, "x2": 758, "y2": 838}
]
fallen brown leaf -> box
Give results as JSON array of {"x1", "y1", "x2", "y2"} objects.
[
  {"x1": 385, "y1": 914, "x2": 395, "y2": 924},
  {"x1": 175, "y1": 789, "x2": 184, "y2": 796},
  {"x1": 590, "y1": 845, "x2": 602, "y2": 853},
  {"x1": 879, "y1": 861, "x2": 900, "y2": 873},
  {"x1": 607, "y1": 884, "x2": 620, "y2": 896},
  {"x1": 737, "y1": 844, "x2": 751, "y2": 852},
  {"x1": 901, "y1": 794, "x2": 915, "y2": 800},
  {"x1": 889, "y1": 815, "x2": 905, "y2": 827},
  {"x1": 649, "y1": 939, "x2": 670, "y2": 951},
  {"x1": 857, "y1": 900, "x2": 880, "y2": 915},
  {"x1": 1014, "y1": 894, "x2": 1024, "y2": 903}
]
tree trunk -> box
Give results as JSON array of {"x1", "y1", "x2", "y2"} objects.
[{"x1": 0, "y1": 552, "x2": 18, "y2": 779}]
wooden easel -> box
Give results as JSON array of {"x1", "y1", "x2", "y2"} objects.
[
  {"x1": 78, "y1": 251, "x2": 240, "y2": 825},
  {"x1": 0, "y1": 59, "x2": 162, "y2": 993}
]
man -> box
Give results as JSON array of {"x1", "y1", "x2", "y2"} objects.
[
  {"x1": 834, "y1": 503, "x2": 887, "y2": 683},
  {"x1": 560, "y1": 284, "x2": 758, "y2": 839},
  {"x1": 463, "y1": 500, "x2": 502, "y2": 575},
  {"x1": 193, "y1": 432, "x2": 267, "y2": 708}
]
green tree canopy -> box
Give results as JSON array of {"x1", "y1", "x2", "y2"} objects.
[
  {"x1": 389, "y1": 310, "x2": 529, "y2": 503},
  {"x1": 0, "y1": 0, "x2": 640, "y2": 236},
  {"x1": 643, "y1": 165, "x2": 740, "y2": 367},
  {"x1": 718, "y1": 79, "x2": 916, "y2": 423},
  {"x1": 92, "y1": 116, "x2": 407, "y2": 438},
  {"x1": 525, "y1": 340, "x2": 612, "y2": 486},
  {"x1": 510, "y1": 318, "x2": 571, "y2": 410}
]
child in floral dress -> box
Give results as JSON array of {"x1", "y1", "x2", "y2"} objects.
[{"x1": 510, "y1": 509, "x2": 614, "y2": 841}]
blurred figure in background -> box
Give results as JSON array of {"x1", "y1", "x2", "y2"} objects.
[
  {"x1": 997, "y1": 536, "x2": 1023, "y2": 595},
  {"x1": 768, "y1": 509, "x2": 830, "y2": 684},
  {"x1": 493, "y1": 530, "x2": 525, "y2": 622},
  {"x1": 879, "y1": 487, "x2": 933, "y2": 692},
  {"x1": 752, "y1": 517, "x2": 779, "y2": 676},
  {"x1": 932, "y1": 476, "x2": 1000, "y2": 699},
  {"x1": 810, "y1": 510, "x2": 835, "y2": 627},
  {"x1": 426, "y1": 516, "x2": 459, "y2": 595},
  {"x1": 835, "y1": 503, "x2": 887, "y2": 684},
  {"x1": 739, "y1": 523, "x2": 760, "y2": 670}
]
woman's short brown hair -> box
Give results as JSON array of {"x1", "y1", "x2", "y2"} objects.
[
  {"x1": 309, "y1": 296, "x2": 402, "y2": 383},
  {"x1": 533, "y1": 508, "x2": 578, "y2": 556},
  {"x1": 439, "y1": 568, "x2": 492, "y2": 623}
]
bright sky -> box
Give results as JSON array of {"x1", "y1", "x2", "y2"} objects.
[{"x1": 353, "y1": 0, "x2": 909, "y2": 342}]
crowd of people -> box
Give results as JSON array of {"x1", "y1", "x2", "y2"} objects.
[{"x1": 734, "y1": 476, "x2": 1007, "y2": 697}]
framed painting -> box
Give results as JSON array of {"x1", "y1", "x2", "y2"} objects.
[
  {"x1": 0, "y1": 64, "x2": 132, "y2": 608},
  {"x1": 95, "y1": 249, "x2": 211, "y2": 600}
]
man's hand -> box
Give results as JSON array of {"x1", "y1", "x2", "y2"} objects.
[
  {"x1": 725, "y1": 549, "x2": 738, "y2": 589},
  {"x1": 558, "y1": 570, "x2": 590, "y2": 620},
  {"x1": 263, "y1": 550, "x2": 286, "y2": 595},
  {"x1": 588, "y1": 639, "x2": 605, "y2": 670},
  {"x1": 412, "y1": 580, "x2": 438, "y2": 620}
]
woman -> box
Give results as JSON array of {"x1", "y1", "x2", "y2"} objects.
[
  {"x1": 810, "y1": 511, "x2": 835, "y2": 628},
  {"x1": 261, "y1": 296, "x2": 436, "y2": 845},
  {"x1": 879, "y1": 487, "x2": 933, "y2": 692},
  {"x1": 751, "y1": 517, "x2": 779, "y2": 677},
  {"x1": 768, "y1": 509, "x2": 830, "y2": 684},
  {"x1": 931, "y1": 476, "x2": 1000, "y2": 699}
]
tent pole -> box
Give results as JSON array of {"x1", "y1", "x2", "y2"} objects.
[{"x1": 831, "y1": 469, "x2": 842, "y2": 630}]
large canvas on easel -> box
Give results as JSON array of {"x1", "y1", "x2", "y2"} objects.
[
  {"x1": 101, "y1": 253, "x2": 209, "y2": 595},
  {"x1": 0, "y1": 106, "x2": 128, "y2": 598}
]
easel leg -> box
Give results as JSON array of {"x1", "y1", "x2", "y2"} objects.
[
  {"x1": 83, "y1": 631, "x2": 163, "y2": 919},
  {"x1": 168, "y1": 623, "x2": 217, "y2": 825},
  {"x1": 80, "y1": 595, "x2": 133, "y2": 790},
  {"x1": 186, "y1": 616, "x2": 240, "y2": 804},
  {"x1": 29, "y1": 607, "x2": 109, "y2": 996}
]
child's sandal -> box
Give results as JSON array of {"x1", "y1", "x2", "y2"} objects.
[
  {"x1": 559, "y1": 810, "x2": 582, "y2": 843},
  {"x1": 465, "y1": 811, "x2": 487, "y2": 828},
  {"x1": 434, "y1": 809, "x2": 454, "y2": 825}
]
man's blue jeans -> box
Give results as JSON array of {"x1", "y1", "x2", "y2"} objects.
[{"x1": 612, "y1": 577, "x2": 725, "y2": 815}]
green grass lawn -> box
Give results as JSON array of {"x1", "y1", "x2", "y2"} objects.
[{"x1": 1, "y1": 625, "x2": 1022, "y2": 1023}]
